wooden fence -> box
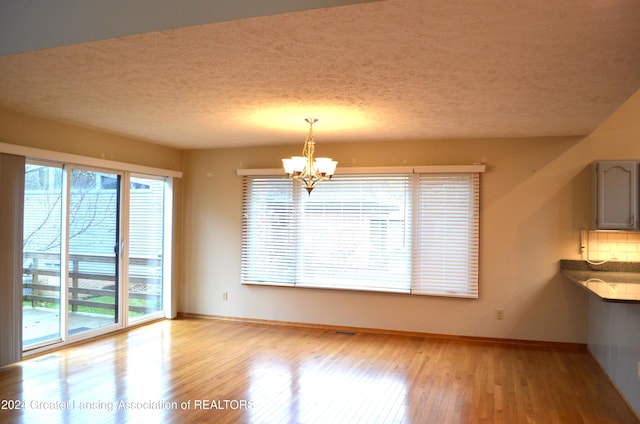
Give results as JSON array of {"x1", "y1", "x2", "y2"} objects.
[{"x1": 23, "y1": 251, "x2": 162, "y2": 315}]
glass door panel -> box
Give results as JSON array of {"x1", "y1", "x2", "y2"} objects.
[
  {"x1": 67, "y1": 169, "x2": 121, "y2": 335},
  {"x1": 22, "y1": 164, "x2": 63, "y2": 348},
  {"x1": 128, "y1": 176, "x2": 165, "y2": 320}
]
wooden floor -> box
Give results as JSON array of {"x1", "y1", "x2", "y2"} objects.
[{"x1": 0, "y1": 318, "x2": 637, "y2": 424}]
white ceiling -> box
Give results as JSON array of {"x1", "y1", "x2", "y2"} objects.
[{"x1": 1, "y1": 0, "x2": 639, "y2": 149}]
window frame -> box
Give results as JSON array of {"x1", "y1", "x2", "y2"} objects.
[
  {"x1": 21, "y1": 160, "x2": 175, "y2": 354},
  {"x1": 239, "y1": 165, "x2": 484, "y2": 299}
]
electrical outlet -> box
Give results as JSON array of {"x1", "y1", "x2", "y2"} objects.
[
  {"x1": 222, "y1": 291, "x2": 228, "y2": 301},
  {"x1": 496, "y1": 309, "x2": 504, "y2": 320}
]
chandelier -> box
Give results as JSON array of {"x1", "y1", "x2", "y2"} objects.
[{"x1": 282, "y1": 118, "x2": 338, "y2": 194}]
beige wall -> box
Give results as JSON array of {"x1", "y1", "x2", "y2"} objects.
[
  {"x1": 3, "y1": 88, "x2": 639, "y2": 345},
  {"x1": 0, "y1": 106, "x2": 184, "y2": 322},
  {"x1": 181, "y1": 131, "x2": 599, "y2": 343},
  {"x1": 181, "y1": 89, "x2": 640, "y2": 344},
  {"x1": 0, "y1": 106, "x2": 182, "y2": 172}
]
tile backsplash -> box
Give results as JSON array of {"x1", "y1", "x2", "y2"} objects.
[{"x1": 587, "y1": 231, "x2": 640, "y2": 262}]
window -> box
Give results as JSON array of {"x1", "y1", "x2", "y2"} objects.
[
  {"x1": 22, "y1": 163, "x2": 173, "y2": 351},
  {"x1": 127, "y1": 175, "x2": 166, "y2": 320},
  {"x1": 241, "y1": 170, "x2": 480, "y2": 298}
]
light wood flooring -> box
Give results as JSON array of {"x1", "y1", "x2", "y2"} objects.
[{"x1": 0, "y1": 318, "x2": 638, "y2": 423}]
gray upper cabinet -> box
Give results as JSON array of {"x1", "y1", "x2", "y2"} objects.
[{"x1": 591, "y1": 160, "x2": 638, "y2": 230}]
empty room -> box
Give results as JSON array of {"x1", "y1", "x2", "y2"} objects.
[{"x1": 1, "y1": 1, "x2": 640, "y2": 423}]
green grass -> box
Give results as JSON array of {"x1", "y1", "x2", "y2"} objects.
[{"x1": 23, "y1": 296, "x2": 161, "y2": 317}]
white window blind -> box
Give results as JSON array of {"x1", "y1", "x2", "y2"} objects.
[
  {"x1": 295, "y1": 174, "x2": 411, "y2": 293},
  {"x1": 241, "y1": 171, "x2": 480, "y2": 298},
  {"x1": 242, "y1": 177, "x2": 298, "y2": 286},
  {"x1": 412, "y1": 174, "x2": 479, "y2": 298}
]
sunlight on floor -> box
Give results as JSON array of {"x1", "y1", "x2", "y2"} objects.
[{"x1": 248, "y1": 356, "x2": 407, "y2": 423}]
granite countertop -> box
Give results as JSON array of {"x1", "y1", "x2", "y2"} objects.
[{"x1": 560, "y1": 260, "x2": 640, "y2": 303}]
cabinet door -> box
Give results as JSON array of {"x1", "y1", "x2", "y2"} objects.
[{"x1": 592, "y1": 161, "x2": 638, "y2": 230}]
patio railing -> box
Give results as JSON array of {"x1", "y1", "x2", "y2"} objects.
[{"x1": 23, "y1": 251, "x2": 162, "y2": 315}]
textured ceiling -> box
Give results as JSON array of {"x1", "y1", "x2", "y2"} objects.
[{"x1": 1, "y1": 0, "x2": 640, "y2": 149}]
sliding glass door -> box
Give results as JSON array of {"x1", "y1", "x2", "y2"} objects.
[
  {"x1": 67, "y1": 168, "x2": 121, "y2": 336},
  {"x1": 22, "y1": 163, "x2": 63, "y2": 348},
  {"x1": 127, "y1": 176, "x2": 165, "y2": 321},
  {"x1": 22, "y1": 162, "x2": 171, "y2": 351}
]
